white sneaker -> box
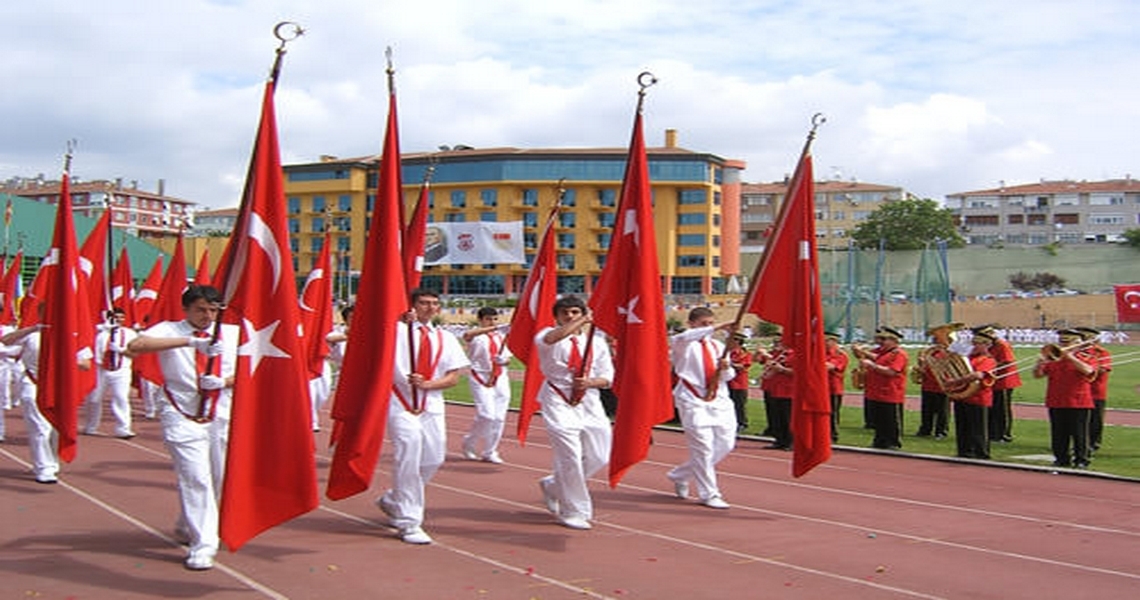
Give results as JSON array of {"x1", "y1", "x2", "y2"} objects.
[
  {"x1": 185, "y1": 551, "x2": 215, "y2": 570},
  {"x1": 400, "y1": 527, "x2": 433, "y2": 545},
  {"x1": 672, "y1": 479, "x2": 690, "y2": 499},
  {"x1": 559, "y1": 516, "x2": 592, "y2": 530},
  {"x1": 702, "y1": 495, "x2": 730, "y2": 509},
  {"x1": 539, "y1": 477, "x2": 559, "y2": 514},
  {"x1": 482, "y1": 452, "x2": 504, "y2": 464},
  {"x1": 462, "y1": 446, "x2": 479, "y2": 460}
]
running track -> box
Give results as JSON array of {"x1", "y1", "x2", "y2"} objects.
[{"x1": 1, "y1": 404, "x2": 1138, "y2": 599}]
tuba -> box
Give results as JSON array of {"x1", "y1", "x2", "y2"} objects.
[{"x1": 923, "y1": 347, "x2": 987, "y2": 400}]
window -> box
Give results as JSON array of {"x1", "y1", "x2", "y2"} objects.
[
  {"x1": 523, "y1": 212, "x2": 538, "y2": 227},
  {"x1": 713, "y1": 214, "x2": 720, "y2": 226},
  {"x1": 678, "y1": 255, "x2": 706, "y2": 267},
  {"x1": 677, "y1": 233, "x2": 705, "y2": 246},
  {"x1": 312, "y1": 196, "x2": 326, "y2": 212},
  {"x1": 450, "y1": 190, "x2": 466, "y2": 208},
  {"x1": 366, "y1": 194, "x2": 375, "y2": 212},
  {"x1": 1027, "y1": 214, "x2": 1047, "y2": 225},
  {"x1": 557, "y1": 254, "x2": 576, "y2": 270},
  {"x1": 597, "y1": 189, "x2": 616, "y2": 207},
  {"x1": 480, "y1": 189, "x2": 497, "y2": 207},
  {"x1": 288, "y1": 197, "x2": 301, "y2": 214},
  {"x1": 444, "y1": 213, "x2": 466, "y2": 223},
  {"x1": 524, "y1": 232, "x2": 537, "y2": 248},
  {"x1": 522, "y1": 189, "x2": 538, "y2": 207},
  {"x1": 334, "y1": 216, "x2": 351, "y2": 231},
  {"x1": 289, "y1": 238, "x2": 299, "y2": 252},
  {"x1": 712, "y1": 235, "x2": 720, "y2": 248},
  {"x1": 1053, "y1": 213, "x2": 1080, "y2": 225},
  {"x1": 557, "y1": 233, "x2": 575, "y2": 249},
  {"x1": 1089, "y1": 214, "x2": 1125, "y2": 225},
  {"x1": 678, "y1": 190, "x2": 705, "y2": 205},
  {"x1": 338, "y1": 194, "x2": 352, "y2": 211},
  {"x1": 964, "y1": 215, "x2": 999, "y2": 226},
  {"x1": 853, "y1": 211, "x2": 872, "y2": 220},
  {"x1": 561, "y1": 188, "x2": 576, "y2": 207},
  {"x1": 312, "y1": 217, "x2": 325, "y2": 232},
  {"x1": 598, "y1": 212, "x2": 615, "y2": 228},
  {"x1": 1055, "y1": 194, "x2": 1078, "y2": 206},
  {"x1": 596, "y1": 233, "x2": 611, "y2": 248},
  {"x1": 671, "y1": 277, "x2": 702, "y2": 294},
  {"x1": 559, "y1": 212, "x2": 576, "y2": 228},
  {"x1": 713, "y1": 191, "x2": 721, "y2": 206},
  {"x1": 677, "y1": 213, "x2": 707, "y2": 225},
  {"x1": 1007, "y1": 214, "x2": 1024, "y2": 225},
  {"x1": 337, "y1": 236, "x2": 350, "y2": 251},
  {"x1": 288, "y1": 218, "x2": 300, "y2": 233},
  {"x1": 1089, "y1": 193, "x2": 1125, "y2": 206},
  {"x1": 311, "y1": 237, "x2": 324, "y2": 252}
]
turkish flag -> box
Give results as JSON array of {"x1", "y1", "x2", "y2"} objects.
[
  {"x1": 1114, "y1": 284, "x2": 1140, "y2": 323},
  {"x1": 133, "y1": 256, "x2": 163, "y2": 328},
  {"x1": 0, "y1": 251, "x2": 22, "y2": 325},
  {"x1": 215, "y1": 77, "x2": 319, "y2": 551},
  {"x1": 37, "y1": 171, "x2": 97, "y2": 463},
  {"x1": 745, "y1": 150, "x2": 831, "y2": 477},
  {"x1": 78, "y1": 208, "x2": 112, "y2": 321},
  {"x1": 402, "y1": 180, "x2": 430, "y2": 290},
  {"x1": 134, "y1": 235, "x2": 188, "y2": 387},
  {"x1": 326, "y1": 77, "x2": 407, "y2": 501},
  {"x1": 505, "y1": 207, "x2": 558, "y2": 445},
  {"x1": 194, "y1": 248, "x2": 211, "y2": 286},
  {"x1": 299, "y1": 232, "x2": 334, "y2": 378},
  {"x1": 110, "y1": 246, "x2": 135, "y2": 327},
  {"x1": 588, "y1": 109, "x2": 673, "y2": 487}
]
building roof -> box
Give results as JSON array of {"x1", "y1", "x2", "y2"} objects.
[
  {"x1": 295, "y1": 144, "x2": 735, "y2": 169},
  {"x1": 742, "y1": 180, "x2": 902, "y2": 194},
  {"x1": 194, "y1": 207, "x2": 239, "y2": 217},
  {"x1": 0, "y1": 178, "x2": 193, "y2": 205},
  {"x1": 948, "y1": 178, "x2": 1140, "y2": 197}
]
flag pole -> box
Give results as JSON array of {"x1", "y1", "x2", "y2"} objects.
[
  {"x1": 196, "y1": 21, "x2": 303, "y2": 422},
  {"x1": 577, "y1": 73, "x2": 656, "y2": 396},
  {"x1": 731, "y1": 113, "x2": 826, "y2": 336}
]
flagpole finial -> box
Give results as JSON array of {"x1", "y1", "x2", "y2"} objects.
[
  {"x1": 269, "y1": 21, "x2": 303, "y2": 83},
  {"x1": 63, "y1": 139, "x2": 78, "y2": 173},
  {"x1": 636, "y1": 71, "x2": 657, "y2": 114},
  {"x1": 810, "y1": 113, "x2": 826, "y2": 136},
  {"x1": 554, "y1": 177, "x2": 567, "y2": 208}
]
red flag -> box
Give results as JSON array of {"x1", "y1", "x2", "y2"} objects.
[
  {"x1": 587, "y1": 108, "x2": 673, "y2": 487},
  {"x1": 505, "y1": 206, "x2": 558, "y2": 445},
  {"x1": 299, "y1": 233, "x2": 334, "y2": 378},
  {"x1": 37, "y1": 169, "x2": 96, "y2": 463},
  {"x1": 215, "y1": 76, "x2": 319, "y2": 551},
  {"x1": 135, "y1": 234, "x2": 188, "y2": 387},
  {"x1": 19, "y1": 257, "x2": 47, "y2": 329},
  {"x1": 194, "y1": 248, "x2": 211, "y2": 286},
  {"x1": 325, "y1": 69, "x2": 407, "y2": 501},
  {"x1": 0, "y1": 251, "x2": 22, "y2": 325},
  {"x1": 402, "y1": 178, "x2": 430, "y2": 289},
  {"x1": 133, "y1": 256, "x2": 163, "y2": 328},
  {"x1": 745, "y1": 149, "x2": 831, "y2": 477},
  {"x1": 1114, "y1": 284, "x2": 1140, "y2": 323},
  {"x1": 78, "y1": 208, "x2": 112, "y2": 320},
  {"x1": 110, "y1": 246, "x2": 135, "y2": 327}
]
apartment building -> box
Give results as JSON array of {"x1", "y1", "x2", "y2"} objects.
[{"x1": 945, "y1": 178, "x2": 1140, "y2": 246}]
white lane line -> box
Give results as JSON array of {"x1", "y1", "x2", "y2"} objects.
[{"x1": 1, "y1": 445, "x2": 290, "y2": 600}]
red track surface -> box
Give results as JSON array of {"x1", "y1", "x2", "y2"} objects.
[{"x1": 2, "y1": 404, "x2": 1138, "y2": 599}]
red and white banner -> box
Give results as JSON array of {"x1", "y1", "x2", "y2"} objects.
[
  {"x1": 1114, "y1": 284, "x2": 1140, "y2": 323},
  {"x1": 421, "y1": 222, "x2": 524, "y2": 266}
]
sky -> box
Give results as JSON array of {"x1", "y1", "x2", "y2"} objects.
[{"x1": 3, "y1": 0, "x2": 1138, "y2": 210}]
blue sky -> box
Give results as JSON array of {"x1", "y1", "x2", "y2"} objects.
[{"x1": 2, "y1": 0, "x2": 1138, "y2": 209}]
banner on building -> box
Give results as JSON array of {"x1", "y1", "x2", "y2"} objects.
[
  {"x1": 423, "y1": 221, "x2": 525, "y2": 266},
  {"x1": 1114, "y1": 283, "x2": 1140, "y2": 323}
]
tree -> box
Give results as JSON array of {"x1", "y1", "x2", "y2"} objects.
[
  {"x1": 1008, "y1": 271, "x2": 1066, "y2": 291},
  {"x1": 850, "y1": 197, "x2": 965, "y2": 250},
  {"x1": 1122, "y1": 228, "x2": 1140, "y2": 249}
]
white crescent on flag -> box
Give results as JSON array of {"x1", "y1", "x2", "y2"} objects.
[
  {"x1": 527, "y1": 265, "x2": 546, "y2": 318},
  {"x1": 247, "y1": 212, "x2": 282, "y2": 295},
  {"x1": 1125, "y1": 291, "x2": 1140, "y2": 309},
  {"x1": 136, "y1": 289, "x2": 158, "y2": 302},
  {"x1": 298, "y1": 267, "x2": 324, "y2": 312}
]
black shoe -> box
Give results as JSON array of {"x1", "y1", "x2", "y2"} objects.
[
  {"x1": 1052, "y1": 460, "x2": 1071, "y2": 468},
  {"x1": 914, "y1": 431, "x2": 931, "y2": 437},
  {"x1": 1074, "y1": 461, "x2": 1090, "y2": 469}
]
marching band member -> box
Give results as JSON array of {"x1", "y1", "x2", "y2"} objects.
[
  {"x1": 1033, "y1": 328, "x2": 1096, "y2": 469},
  {"x1": 726, "y1": 332, "x2": 752, "y2": 432},
  {"x1": 461, "y1": 306, "x2": 513, "y2": 464},
  {"x1": 914, "y1": 322, "x2": 964, "y2": 440},
  {"x1": 667, "y1": 307, "x2": 737, "y2": 508},
  {"x1": 375, "y1": 289, "x2": 470, "y2": 545},
  {"x1": 127, "y1": 285, "x2": 237, "y2": 570},
  {"x1": 949, "y1": 329, "x2": 997, "y2": 459},
  {"x1": 761, "y1": 336, "x2": 794, "y2": 451},
  {"x1": 535, "y1": 295, "x2": 613, "y2": 529},
  {"x1": 823, "y1": 332, "x2": 848, "y2": 443},
  {"x1": 974, "y1": 324, "x2": 1021, "y2": 443},
  {"x1": 82, "y1": 307, "x2": 138, "y2": 438},
  {"x1": 1075, "y1": 327, "x2": 1111, "y2": 452},
  {"x1": 859, "y1": 326, "x2": 909, "y2": 450}
]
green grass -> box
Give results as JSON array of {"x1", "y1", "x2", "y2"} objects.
[{"x1": 444, "y1": 351, "x2": 1140, "y2": 480}]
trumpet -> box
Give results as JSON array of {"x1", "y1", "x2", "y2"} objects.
[
  {"x1": 1040, "y1": 339, "x2": 1095, "y2": 361},
  {"x1": 849, "y1": 343, "x2": 873, "y2": 390}
]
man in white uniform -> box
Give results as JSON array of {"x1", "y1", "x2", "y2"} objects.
[
  {"x1": 666, "y1": 307, "x2": 737, "y2": 509},
  {"x1": 128, "y1": 285, "x2": 237, "y2": 571},
  {"x1": 0, "y1": 323, "x2": 22, "y2": 442},
  {"x1": 461, "y1": 307, "x2": 512, "y2": 464},
  {"x1": 375, "y1": 289, "x2": 469, "y2": 545},
  {"x1": 1, "y1": 321, "x2": 93, "y2": 483},
  {"x1": 82, "y1": 308, "x2": 138, "y2": 438},
  {"x1": 534, "y1": 295, "x2": 614, "y2": 530}
]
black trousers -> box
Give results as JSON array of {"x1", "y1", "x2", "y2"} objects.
[
  {"x1": 1048, "y1": 407, "x2": 1091, "y2": 466},
  {"x1": 989, "y1": 388, "x2": 1014, "y2": 441},
  {"x1": 729, "y1": 388, "x2": 749, "y2": 429},
  {"x1": 918, "y1": 390, "x2": 950, "y2": 437},
  {"x1": 953, "y1": 402, "x2": 989, "y2": 459},
  {"x1": 1090, "y1": 399, "x2": 1106, "y2": 450},
  {"x1": 768, "y1": 396, "x2": 792, "y2": 448},
  {"x1": 866, "y1": 398, "x2": 901, "y2": 449},
  {"x1": 830, "y1": 393, "x2": 842, "y2": 441}
]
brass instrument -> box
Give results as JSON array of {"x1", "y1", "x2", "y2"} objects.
[
  {"x1": 921, "y1": 347, "x2": 989, "y2": 400},
  {"x1": 849, "y1": 343, "x2": 873, "y2": 390},
  {"x1": 761, "y1": 349, "x2": 789, "y2": 380},
  {"x1": 1040, "y1": 339, "x2": 1094, "y2": 361}
]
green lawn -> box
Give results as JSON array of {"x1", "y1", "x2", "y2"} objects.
[{"x1": 444, "y1": 348, "x2": 1140, "y2": 480}]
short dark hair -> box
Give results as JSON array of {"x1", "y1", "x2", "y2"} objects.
[
  {"x1": 182, "y1": 285, "x2": 223, "y2": 308},
  {"x1": 340, "y1": 304, "x2": 355, "y2": 320},
  {"x1": 552, "y1": 295, "x2": 586, "y2": 317},
  {"x1": 477, "y1": 306, "x2": 499, "y2": 320},
  {"x1": 410, "y1": 288, "x2": 439, "y2": 304},
  {"x1": 688, "y1": 307, "x2": 715, "y2": 322}
]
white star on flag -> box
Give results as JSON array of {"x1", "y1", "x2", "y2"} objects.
[
  {"x1": 238, "y1": 318, "x2": 290, "y2": 376},
  {"x1": 618, "y1": 296, "x2": 643, "y2": 324}
]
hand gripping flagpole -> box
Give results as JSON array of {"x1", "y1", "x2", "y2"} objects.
[
  {"x1": 194, "y1": 21, "x2": 303, "y2": 422},
  {"x1": 730, "y1": 112, "x2": 825, "y2": 342}
]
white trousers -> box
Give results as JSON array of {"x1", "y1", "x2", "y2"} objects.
[
  {"x1": 83, "y1": 369, "x2": 134, "y2": 436},
  {"x1": 463, "y1": 375, "x2": 510, "y2": 458},
  {"x1": 159, "y1": 397, "x2": 228, "y2": 559},
  {"x1": 19, "y1": 379, "x2": 59, "y2": 481},
  {"x1": 668, "y1": 401, "x2": 737, "y2": 501},
  {"x1": 309, "y1": 368, "x2": 331, "y2": 431},
  {"x1": 539, "y1": 395, "x2": 612, "y2": 521},
  {"x1": 381, "y1": 409, "x2": 446, "y2": 531}
]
